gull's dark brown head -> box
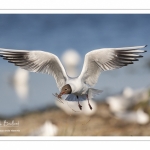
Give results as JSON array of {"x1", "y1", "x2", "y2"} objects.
[{"x1": 59, "y1": 84, "x2": 72, "y2": 97}]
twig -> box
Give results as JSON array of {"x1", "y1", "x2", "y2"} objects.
[{"x1": 52, "y1": 93, "x2": 64, "y2": 104}]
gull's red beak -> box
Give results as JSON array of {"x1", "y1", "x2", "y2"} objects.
[{"x1": 58, "y1": 92, "x2": 65, "y2": 98}]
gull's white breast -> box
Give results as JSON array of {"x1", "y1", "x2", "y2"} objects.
[{"x1": 66, "y1": 77, "x2": 89, "y2": 95}]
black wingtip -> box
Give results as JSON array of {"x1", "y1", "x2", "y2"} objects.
[
  {"x1": 145, "y1": 45, "x2": 148, "y2": 47},
  {"x1": 139, "y1": 55, "x2": 143, "y2": 58},
  {"x1": 144, "y1": 50, "x2": 147, "y2": 52},
  {"x1": 0, "y1": 54, "x2": 4, "y2": 57}
]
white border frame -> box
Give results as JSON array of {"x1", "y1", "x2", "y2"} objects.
[
  {"x1": 0, "y1": 0, "x2": 150, "y2": 141},
  {"x1": 0, "y1": 136, "x2": 150, "y2": 140}
]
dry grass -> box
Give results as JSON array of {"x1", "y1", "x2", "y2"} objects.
[{"x1": 0, "y1": 102, "x2": 150, "y2": 136}]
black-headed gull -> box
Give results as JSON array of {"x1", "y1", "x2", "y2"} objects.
[{"x1": 0, "y1": 45, "x2": 147, "y2": 110}]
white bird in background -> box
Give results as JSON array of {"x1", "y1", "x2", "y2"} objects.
[
  {"x1": 114, "y1": 109, "x2": 149, "y2": 125},
  {"x1": 11, "y1": 68, "x2": 29, "y2": 102},
  {"x1": 0, "y1": 45, "x2": 147, "y2": 110},
  {"x1": 106, "y1": 87, "x2": 150, "y2": 113},
  {"x1": 56, "y1": 99, "x2": 97, "y2": 116},
  {"x1": 29, "y1": 120, "x2": 58, "y2": 136},
  {"x1": 61, "y1": 49, "x2": 81, "y2": 77}
]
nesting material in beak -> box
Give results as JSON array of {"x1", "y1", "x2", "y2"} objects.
[
  {"x1": 53, "y1": 93, "x2": 64, "y2": 103},
  {"x1": 53, "y1": 84, "x2": 72, "y2": 104}
]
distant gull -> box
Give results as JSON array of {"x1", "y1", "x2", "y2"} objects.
[
  {"x1": 56, "y1": 99, "x2": 97, "y2": 116},
  {"x1": 11, "y1": 68, "x2": 29, "y2": 101},
  {"x1": 61, "y1": 49, "x2": 81, "y2": 77},
  {"x1": 0, "y1": 45, "x2": 147, "y2": 110},
  {"x1": 29, "y1": 120, "x2": 58, "y2": 136},
  {"x1": 114, "y1": 109, "x2": 149, "y2": 125},
  {"x1": 106, "y1": 87, "x2": 150, "y2": 113}
]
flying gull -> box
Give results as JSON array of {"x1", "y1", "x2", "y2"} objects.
[{"x1": 0, "y1": 45, "x2": 147, "y2": 110}]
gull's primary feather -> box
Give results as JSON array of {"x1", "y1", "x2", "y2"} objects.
[
  {"x1": 0, "y1": 48, "x2": 68, "y2": 90},
  {"x1": 79, "y1": 45, "x2": 147, "y2": 87}
]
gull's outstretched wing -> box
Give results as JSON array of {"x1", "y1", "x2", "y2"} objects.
[
  {"x1": 79, "y1": 45, "x2": 147, "y2": 87},
  {"x1": 0, "y1": 48, "x2": 68, "y2": 90}
]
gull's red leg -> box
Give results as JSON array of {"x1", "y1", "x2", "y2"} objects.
[
  {"x1": 77, "y1": 96, "x2": 82, "y2": 110},
  {"x1": 86, "y1": 94, "x2": 92, "y2": 110}
]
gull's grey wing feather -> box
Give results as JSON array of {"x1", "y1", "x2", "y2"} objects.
[
  {"x1": 79, "y1": 45, "x2": 147, "y2": 87},
  {"x1": 0, "y1": 48, "x2": 68, "y2": 90}
]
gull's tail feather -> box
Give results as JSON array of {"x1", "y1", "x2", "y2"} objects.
[{"x1": 88, "y1": 88, "x2": 103, "y2": 99}]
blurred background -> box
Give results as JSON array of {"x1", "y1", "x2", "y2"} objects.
[{"x1": 0, "y1": 14, "x2": 150, "y2": 136}]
